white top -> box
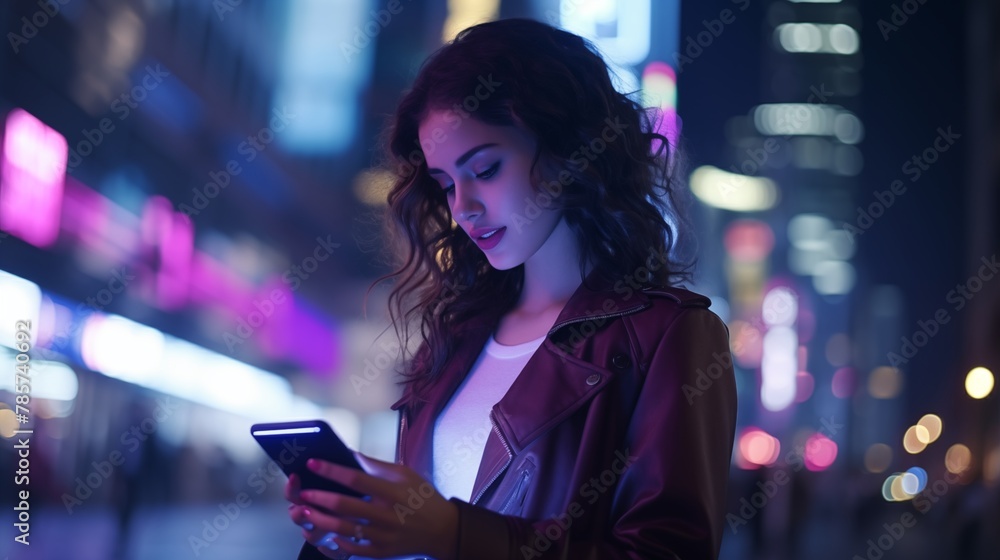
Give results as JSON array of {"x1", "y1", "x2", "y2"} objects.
[{"x1": 432, "y1": 331, "x2": 547, "y2": 502}]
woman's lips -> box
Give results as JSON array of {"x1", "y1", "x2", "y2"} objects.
[{"x1": 474, "y1": 226, "x2": 506, "y2": 250}]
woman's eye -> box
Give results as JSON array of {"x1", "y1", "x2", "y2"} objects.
[
  {"x1": 441, "y1": 162, "x2": 500, "y2": 194},
  {"x1": 476, "y1": 162, "x2": 500, "y2": 180}
]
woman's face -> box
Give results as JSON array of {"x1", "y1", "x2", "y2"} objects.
[{"x1": 418, "y1": 109, "x2": 563, "y2": 271}]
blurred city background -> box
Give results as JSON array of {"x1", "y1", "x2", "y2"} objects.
[{"x1": 0, "y1": 0, "x2": 997, "y2": 559}]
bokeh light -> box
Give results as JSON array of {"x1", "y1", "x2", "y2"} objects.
[
  {"x1": 890, "y1": 473, "x2": 911, "y2": 501},
  {"x1": 868, "y1": 366, "x2": 902, "y2": 399},
  {"x1": 831, "y1": 367, "x2": 856, "y2": 399},
  {"x1": 730, "y1": 319, "x2": 764, "y2": 368},
  {"x1": 693, "y1": 167, "x2": 779, "y2": 212},
  {"x1": 903, "y1": 467, "x2": 928, "y2": 494},
  {"x1": 739, "y1": 427, "x2": 781, "y2": 467},
  {"x1": 903, "y1": 425, "x2": 929, "y2": 454},
  {"x1": 825, "y1": 333, "x2": 851, "y2": 367},
  {"x1": 761, "y1": 325, "x2": 798, "y2": 411},
  {"x1": 945, "y1": 443, "x2": 972, "y2": 474},
  {"x1": 0, "y1": 408, "x2": 20, "y2": 439},
  {"x1": 865, "y1": 443, "x2": 893, "y2": 473},
  {"x1": 804, "y1": 432, "x2": 837, "y2": 471},
  {"x1": 965, "y1": 367, "x2": 994, "y2": 399},
  {"x1": 762, "y1": 286, "x2": 798, "y2": 327},
  {"x1": 812, "y1": 260, "x2": 856, "y2": 295},
  {"x1": 882, "y1": 473, "x2": 898, "y2": 501},
  {"x1": 795, "y1": 370, "x2": 815, "y2": 403},
  {"x1": 916, "y1": 414, "x2": 942, "y2": 443},
  {"x1": 724, "y1": 219, "x2": 777, "y2": 261},
  {"x1": 985, "y1": 446, "x2": 1000, "y2": 485}
]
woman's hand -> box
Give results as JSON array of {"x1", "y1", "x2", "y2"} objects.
[{"x1": 286, "y1": 452, "x2": 459, "y2": 560}]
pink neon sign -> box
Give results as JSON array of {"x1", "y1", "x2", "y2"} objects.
[{"x1": 0, "y1": 108, "x2": 68, "y2": 248}]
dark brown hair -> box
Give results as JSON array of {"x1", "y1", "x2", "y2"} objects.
[{"x1": 365, "y1": 17, "x2": 695, "y2": 404}]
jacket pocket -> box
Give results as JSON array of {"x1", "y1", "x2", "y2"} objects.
[{"x1": 498, "y1": 460, "x2": 534, "y2": 516}]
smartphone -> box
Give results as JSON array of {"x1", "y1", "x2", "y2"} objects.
[{"x1": 250, "y1": 419, "x2": 366, "y2": 498}]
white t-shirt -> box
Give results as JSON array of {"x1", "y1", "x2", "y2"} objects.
[{"x1": 432, "y1": 331, "x2": 546, "y2": 502}]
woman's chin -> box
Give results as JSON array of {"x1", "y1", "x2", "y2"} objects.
[{"x1": 484, "y1": 255, "x2": 519, "y2": 271}]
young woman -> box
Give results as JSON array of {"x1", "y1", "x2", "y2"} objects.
[{"x1": 286, "y1": 17, "x2": 737, "y2": 560}]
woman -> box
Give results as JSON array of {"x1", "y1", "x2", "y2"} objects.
[{"x1": 286, "y1": 17, "x2": 737, "y2": 560}]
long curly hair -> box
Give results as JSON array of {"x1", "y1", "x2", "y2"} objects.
[{"x1": 365, "y1": 17, "x2": 696, "y2": 404}]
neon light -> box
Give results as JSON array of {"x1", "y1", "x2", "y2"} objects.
[
  {"x1": 289, "y1": 302, "x2": 338, "y2": 373},
  {"x1": 0, "y1": 357, "x2": 78, "y2": 401},
  {"x1": 81, "y1": 313, "x2": 165, "y2": 384},
  {"x1": 0, "y1": 109, "x2": 67, "y2": 247},
  {"x1": 641, "y1": 61, "x2": 680, "y2": 156},
  {"x1": 142, "y1": 195, "x2": 193, "y2": 309},
  {"x1": 0, "y1": 270, "x2": 42, "y2": 352},
  {"x1": 560, "y1": 0, "x2": 651, "y2": 65},
  {"x1": 61, "y1": 176, "x2": 142, "y2": 264},
  {"x1": 190, "y1": 253, "x2": 255, "y2": 311},
  {"x1": 77, "y1": 310, "x2": 309, "y2": 417}
]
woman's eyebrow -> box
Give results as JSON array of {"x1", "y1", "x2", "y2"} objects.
[{"x1": 427, "y1": 143, "x2": 499, "y2": 174}]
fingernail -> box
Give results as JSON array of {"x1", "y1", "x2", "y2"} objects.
[
  {"x1": 303, "y1": 508, "x2": 312, "y2": 517},
  {"x1": 307, "y1": 458, "x2": 318, "y2": 470},
  {"x1": 303, "y1": 522, "x2": 314, "y2": 531},
  {"x1": 319, "y1": 533, "x2": 339, "y2": 549}
]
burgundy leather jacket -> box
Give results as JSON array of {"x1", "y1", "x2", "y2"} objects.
[{"x1": 298, "y1": 271, "x2": 737, "y2": 560}]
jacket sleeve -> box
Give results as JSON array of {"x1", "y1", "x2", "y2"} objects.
[{"x1": 447, "y1": 306, "x2": 739, "y2": 560}]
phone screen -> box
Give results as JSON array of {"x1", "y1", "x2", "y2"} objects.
[{"x1": 251, "y1": 420, "x2": 366, "y2": 498}]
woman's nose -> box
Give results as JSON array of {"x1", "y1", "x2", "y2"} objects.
[{"x1": 452, "y1": 182, "x2": 483, "y2": 221}]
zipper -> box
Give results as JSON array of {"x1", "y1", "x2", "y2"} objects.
[
  {"x1": 470, "y1": 415, "x2": 514, "y2": 506},
  {"x1": 546, "y1": 303, "x2": 651, "y2": 337},
  {"x1": 396, "y1": 410, "x2": 407, "y2": 463}
]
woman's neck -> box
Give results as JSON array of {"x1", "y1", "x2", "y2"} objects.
[{"x1": 518, "y1": 219, "x2": 595, "y2": 309}]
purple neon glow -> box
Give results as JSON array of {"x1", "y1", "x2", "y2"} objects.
[
  {"x1": 191, "y1": 252, "x2": 340, "y2": 374},
  {"x1": 641, "y1": 61, "x2": 680, "y2": 157},
  {"x1": 0, "y1": 109, "x2": 68, "y2": 247},
  {"x1": 230, "y1": 275, "x2": 338, "y2": 374},
  {"x1": 252, "y1": 277, "x2": 294, "y2": 361},
  {"x1": 280, "y1": 300, "x2": 338, "y2": 374},
  {"x1": 61, "y1": 176, "x2": 140, "y2": 264},
  {"x1": 142, "y1": 195, "x2": 194, "y2": 310},
  {"x1": 190, "y1": 253, "x2": 255, "y2": 312}
]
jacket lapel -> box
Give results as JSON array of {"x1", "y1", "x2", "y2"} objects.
[{"x1": 467, "y1": 270, "x2": 652, "y2": 504}]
